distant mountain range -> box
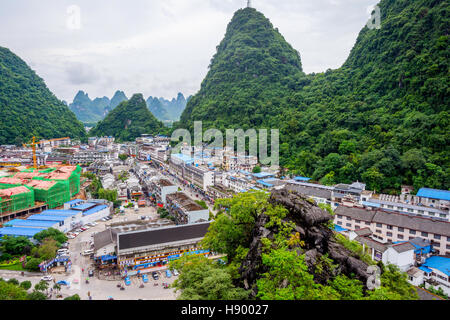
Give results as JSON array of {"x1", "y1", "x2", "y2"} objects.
[
  {"x1": 69, "y1": 90, "x2": 128, "y2": 123},
  {"x1": 69, "y1": 90, "x2": 190, "y2": 123}
]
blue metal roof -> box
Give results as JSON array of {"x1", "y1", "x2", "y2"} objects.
[
  {"x1": 40, "y1": 209, "x2": 79, "y2": 216},
  {"x1": 65, "y1": 199, "x2": 84, "y2": 206},
  {"x1": 422, "y1": 256, "x2": 450, "y2": 276},
  {"x1": 416, "y1": 188, "x2": 450, "y2": 201},
  {"x1": 253, "y1": 172, "x2": 275, "y2": 179},
  {"x1": 419, "y1": 266, "x2": 432, "y2": 274},
  {"x1": 72, "y1": 202, "x2": 97, "y2": 211},
  {"x1": 82, "y1": 205, "x2": 108, "y2": 216},
  {"x1": 4, "y1": 219, "x2": 57, "y2": 228},
  {"x1": 362, "y1": 201, "x2": 381, "y2": 208},
  {"x1": 257, "y1": 180, "x2": 274, "y2": 188},
  {"x1": 333, "y1": 224, "x2": 348, "y2": 233},
  {"x1": 27, "y1": 214, "x2": 68, "y2": 222},
  {"x1": 294, "y1": 176, "x2": 311, "y2": 182},
  {"x1": 0, "y1": 227, "x2": 47, "y2": 237}
]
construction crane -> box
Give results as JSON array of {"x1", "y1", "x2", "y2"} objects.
[{"x1": 23, "y1": 136, "x2": 70, "y2": 169}]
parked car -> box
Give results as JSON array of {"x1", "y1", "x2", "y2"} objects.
[
  {"x1": 91, "y1": 222, "x2": 98, "y2": 226},
  {"x1": 41, "y1": 275, "x2": 53, "y2": 281},
  {"x1": 172, "y1": 269, "x2": 179, "y2": 276},
  {"x1": 80, "y1": 227, "x2": 87, "y2": 231},
  {"x1": 165, "y1": 270, "x2": 172, "y2": 278},
  {"x1": 101, "y1": 218, "x2": 107, "y2": 222},
  {"x1": 142, "y1": 274, "x2": 148, "y2": 283},
  {"x1": 67, "y1": 235, "x2": 75, "y2": 239},
  {"x1": 88, "y1": 270, "x2": 94, "y2": 277},
  {"x1": 124, "y1": 277, "x2": 131, "y2": 286},
  {"x1": 57, "y1": 280, "x2": 70, "y2": 286},
  {"x1": 57, "y1": 249, "x2": 69, "y2": 255},
  {"x1": 82, "y1": 249, "x2": 94, "y2": 256},
  {"x1": 152, "y1": 272, "x2": 159, "y2": 280}
]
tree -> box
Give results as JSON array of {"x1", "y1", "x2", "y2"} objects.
[
  {"x1": 34, "y1": 280, "x2": 49, "y2": 295},
  {"x1": 0, "y1": 280, "x2": 28, "y2": 300},
  {"x1": 64, "y1": 294, "x2": 81, "y2": 300},
  {"x1": 33, "y1": 228, "x2": 68, "y2": 246},
  {"x1": 19, "y1": 281, "x2": 32, "y2": 290},
  {"x1": 170, "y1": 255, "x2": 249, "y2": 300},
  {"x1": 36, "y1": 238, "x2": 58, "y2": 261},
  {"x1": 1, "y1": 235, "x2": 34, "y2": 255},
  {"x1": 252, "y1": 166, "x2": 261, "y2": 173},
  {"x1": 25, "y1": 257, "x2": 43, "y2": 272},
  {"x1": 27, "y1": 291, "x2": 47, "y2": 300}
]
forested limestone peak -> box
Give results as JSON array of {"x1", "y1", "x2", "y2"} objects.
[{"x1": 0, "y1": 46, "x2": 86, "y2": 145}]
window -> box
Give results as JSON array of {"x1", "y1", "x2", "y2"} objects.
[
  {"x1": 387, "y1": 232, "x2": 393, "y2": 237},
  {"x1": 440, "y1": 214, "x2": 446, "y2": 218},
  {"x1": 376, "y1": 229, "x2": 382, "y2": 234},
  {"x1": 409, "y1": 237, "x2": 415, "y2": 240},
  {"x1": 365, "y1": 222, "x2": 370, "y2": 225},
  {"x1": 346, "y1": 223, "x2": 351, "y2": 227},
  {"x1": 409, "y1": 230, "x2": 416, "y2": 235},
  {"x1": 337, "y1": 215, "x2": 343, "y2": 219},
  {"x1": 418, "y1": 210, "x2": 424, "y2": 214},
  {"x1": 432, "y1": 242, "x2": 440, "y2": 248},
  {"x1": 388, "y1": 205, "x2": 393, "y2": 209},
  {"x1": 446, "y1": 245, "x2": 450, "y2": 250},
  {"x1": 387, "y1": 225, "x2": 393, "y2": 230},
  {"x1": 346, "y1": 217, "x2": 351, "y2": 221},
  {"x1": 429, "y1": 213, "x2": 435, "y2": 216},
  {"x1": 421, "y1": 232, "x2": 428, "y2": 237},
  {"x1": 355, "y1": 220, "x2": 361, "y2": 224},
  {"x1": 434, "y1": 234, "x2": 441, "y2": 240},
  {"x1": 398, "y1": 227, "x2": 404, "y2": 232},
  {"x1": 376, "y1": 223, "x2": 382, "y2": 228},
  {"x1": 398, "y1": 234, "x2": 404, "y2": 239}
]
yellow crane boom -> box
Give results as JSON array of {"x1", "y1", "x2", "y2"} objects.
[{"x1": 23, "y1": 136, "x2": 70, "y2": 169}]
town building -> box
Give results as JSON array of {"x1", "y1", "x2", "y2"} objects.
[{"x1": 166, "y1": 192, "x2": 209, "y2": 225}]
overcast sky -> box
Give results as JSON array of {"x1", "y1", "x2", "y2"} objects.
[{"x1": 0, "y1": 0, "x2": 378, "y2": 103}]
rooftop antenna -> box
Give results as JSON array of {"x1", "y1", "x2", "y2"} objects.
[{"x1": 247, "y1": 0, "x2": 252, "y2": 8}]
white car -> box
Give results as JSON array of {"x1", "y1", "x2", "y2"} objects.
[{"x1": 41, "y1": 275, "x2": 53, "y2": 281}]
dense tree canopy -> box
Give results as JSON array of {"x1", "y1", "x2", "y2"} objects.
[
  {"x1": 0, "y1": 46, "x2": 86, "y2": 145},
  {"x1": 90, "y1": 93, "x2": 167, "y2": 141},
  {"x1": 178, "y1": 1, "x2": 449, "y2": 192}
]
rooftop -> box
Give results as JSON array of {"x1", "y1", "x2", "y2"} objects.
[
  {"x1": 117, "y1": 222, "x2": 211, "y2": 252},
  {"x1": 416, "y1": 188, "x2": 450, "y2": 201},
  {"x1": 0, "y1": 227, "x2": 47, "y2": 237},
  {"x1": 423, "y1": 256, "x2": 450, "y2": 276}
]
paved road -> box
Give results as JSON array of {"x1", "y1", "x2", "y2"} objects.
[{"x1": 61, "y1": 208, "x2": 179, "y2": 300}]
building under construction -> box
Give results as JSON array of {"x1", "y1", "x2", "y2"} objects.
[{"x1": 0, "y1": 165, "x2": 82, "y2": 224}]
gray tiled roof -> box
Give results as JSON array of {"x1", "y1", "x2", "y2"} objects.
[
  {"x1": 335, "y1": 206, "x2": 450, "y2": 237},
  {"x1": 391, "y1": 242, "x2": 415, "y2": 253},
  {"x1": 286, "y1": 183, "x2": 332, "y2": 200},
  {"x1": 93, "y1": 228, "x2": 118, "y2": 250},
  {"x1": 354, "y1": 228, "x2": 372, "y2": 237},
  {"x1": 355, "y1": 236, "x2": 387, "y2": 252}
]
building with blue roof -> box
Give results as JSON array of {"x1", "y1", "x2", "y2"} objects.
[
  {"x1": 420, "y1": 256, "x2": 450, "y2": 295},
  {"x1": 41, "y1": 209, "x2": 80, "y2": 217},
  {"x1": 0, "y1": 227, "x2": 47, "y2": 239},
  {"x1": 252, "y1": 172, "x2": 275, "y2": 179},
  {"x1": 82, "y1": 205, "x2": 108, "y2": 216},
  {"x1": 294, "y1": 176, "x2": 311, "y2": 182},
  {"x1": 4, "y1": 219, "x2": 59, "y2": 229},
  {"x1": 71, "y1": 202, "x2": 97, "y2": 211},
  {"x1": 417, "y1": 188, "x2": 450, "y2": 201},
  {"x1": 64, "y1": 199, "x2": 84, "y2": 210}
]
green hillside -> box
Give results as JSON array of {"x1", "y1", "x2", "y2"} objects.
[
  {"x1": 178, "y1": 1, "x2": 449, "y2": 192},
  {"x1": 90, "y1": 93, "x2": 165, "y2": 141},
  {"x1": 0, "y1": 46, "x2": 86, "y2": 145}
]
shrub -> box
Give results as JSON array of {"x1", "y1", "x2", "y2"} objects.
[{"x1": 20, "y1": 281, "x2": 32, "y2": 290}]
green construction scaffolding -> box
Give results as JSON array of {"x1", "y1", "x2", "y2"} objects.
[
  {"x1": 0, "y1": 183, "x2": 22, "y2": 190},
  {"x1": 0, "y1": 186, "x2": 35, "y2": 215},
  {"x1": 29, "y1": 179, "x2": 71, "y2": 209}
]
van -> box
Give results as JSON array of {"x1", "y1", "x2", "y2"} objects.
[
  {"x1": 57, "y1": 248, "x2": 69, "y2": 255},
  {"x1": 82, "y1": 249, "x2": 94, "y2": 256}
]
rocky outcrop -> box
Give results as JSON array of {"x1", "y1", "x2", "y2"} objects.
[{"x1": 239, "y1": 188, "x2": 370, "y2": 297}]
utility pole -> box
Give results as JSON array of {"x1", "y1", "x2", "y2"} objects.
[{"x1": 247, "y1": 0, "x2": 252, "y2": 8}]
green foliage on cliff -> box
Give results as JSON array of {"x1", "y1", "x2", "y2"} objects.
[
  {"x1": 197, "y1": 192, "x2": 418, "y2": 300},
  {"x1": 0, "y1": 47, "x2": 86, "y2": 145},
  {"x1": 90, "y1": 93, "x2": 166, "y2": 141},
  {"x1": 178, "y1": 1, "x2": 449, "y2": 192}
]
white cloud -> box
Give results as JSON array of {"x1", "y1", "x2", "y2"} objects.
[{"x1": 0, "y1": 0, "x2": 379, "y2": 102}]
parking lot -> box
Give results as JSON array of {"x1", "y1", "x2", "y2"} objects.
[{"x1": 52, "y1": 205, "x2": 180, "y2": 300}]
